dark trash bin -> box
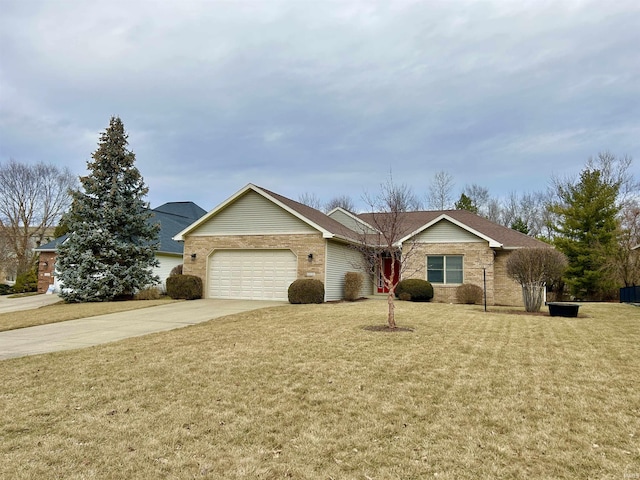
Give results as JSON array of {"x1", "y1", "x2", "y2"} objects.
[{"x1": 547, "y1": 302, "x2": 580, "y2": 317}]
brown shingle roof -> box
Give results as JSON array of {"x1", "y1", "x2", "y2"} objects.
[
  {"x1": 357, "y1": 209, "x2": 549, "y2": 249},
  {"x1": 260, "y1": 186, "x2": 548, "y2": 249},
  {"x1": 255, "y1": 186, "x2": 363, "y2": 242}
]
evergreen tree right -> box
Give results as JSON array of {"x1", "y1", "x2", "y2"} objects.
[
  {"x1": 57, "y1": 117, "x2": 159, "y2": 302},
  {"x1": 550, "y1": 167, "x2": 620, "y2": 300}
]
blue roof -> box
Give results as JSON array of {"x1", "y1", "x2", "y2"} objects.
[
  {"x1": 151, "y1": 202, "x2": 206, "y2": 255},
  {"x1": 35, "y1": 202, "x2": 206, "y2": 256},
  {"x1": 153, "y1": 202, "x2": 206, "y2": 220},
  {"x1": 36, "y1": 234, "x2": 69, "y2": 251}
]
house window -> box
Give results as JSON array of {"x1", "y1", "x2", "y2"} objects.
[{"x1": 427, "y1": 255, "x2": 463, "y2": 284}]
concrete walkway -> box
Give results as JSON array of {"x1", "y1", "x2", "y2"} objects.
[{"x1": 0, "y1": 299, "x2": 285, "y2": 360}]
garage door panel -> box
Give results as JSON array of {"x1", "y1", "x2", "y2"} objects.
[{"x1": 209, "y1": 250, "x2": 297, "y2": 300}]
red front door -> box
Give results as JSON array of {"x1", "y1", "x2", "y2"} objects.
[{"x1": 377, "y1": 256, "x2": 400, "y2": 293}]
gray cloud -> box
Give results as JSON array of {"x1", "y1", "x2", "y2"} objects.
[{"x1": 1, "y1": 0, "x2": 638, "y2": 211}]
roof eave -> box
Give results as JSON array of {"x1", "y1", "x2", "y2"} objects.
[
  {"x1": 156, "y1": 250, "x2": 183, "y2": 256},
  {"x1": 328, "y1": 207, "x2": 378, "y2": 232}
]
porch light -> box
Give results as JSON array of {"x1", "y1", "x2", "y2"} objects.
[
  {"x1": 190, "y1": 253, "x2": 197, "y2": 260},
  {"x1": 307, "y1": 253, "x2": 313, "y2": 262}
]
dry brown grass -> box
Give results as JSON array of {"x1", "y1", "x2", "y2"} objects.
[
  {"x1": 1, "y1": 301, "x2": 639, "y2": 479},
  {"x1": 0, "y1": 298, "x2": 178, "y2": 332}
]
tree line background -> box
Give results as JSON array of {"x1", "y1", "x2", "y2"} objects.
[{"x1": 1, "y1": 118, "x2": 638, "y2": 302}]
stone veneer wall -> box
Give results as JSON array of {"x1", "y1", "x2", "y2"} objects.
[
  {"x1": 37, "y1": 252, "x2": 57, "y2": 293},
  {"x1": 401, "y1": 242, "x2": 523, "y2": 307},
  {"x1": 182, "y1": 234, "x2": 327, "y2": 296}
]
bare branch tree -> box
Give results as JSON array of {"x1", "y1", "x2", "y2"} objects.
[
  {"x1": 611, "y1": 199, "x2": 640, "y2": 287},
  {"x1": 506, "y1": 247, "x2": 567, "y2": 312},
  {"x1": 297, "y1": 192, "x2": 323, "y2": 210},
  {"x1": 463, "y1": 184, "x2": 490, "y2": 215},
  {"x1": 366, "y1": 174, "x2": 422, "y2": 213},
  {"x1": 427, "y1": 170, "x2": 455, "y2": 210},
  {"x1": 586, "y1": 152, "x2": 639, "y2": 206},
  {"x1": 502, "y1": 191, "x2": 548, "y2": 237},
  {"x1": 0, "y1": 159, "x2": 76, "y2": 275},
  {"x1": 356, "y1": 175, "x2": 422, "y2": 329},
  {"x1": 486, "y1": 198, "x2": 502, "y2": 223},
  {"x1": 324, "y1": 194, "x2": 356, "y2": 213}
]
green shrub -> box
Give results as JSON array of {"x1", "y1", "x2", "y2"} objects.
[
  {"x1": 135, "y1": 287, "x2": 162, "y2": 300},
  {"x1": 456, "y1": 283, "x2": 483, "y2": 304},
  {"x1": 166, "y1": 275, "x2": 203, "y2": 300},
  {"x1": 13, "y1": 269, "x2": 38, "y2": 293},
  {"x1": 288, "y1": 279, "x2": 324, "y2": 304},
  {"x1": 344, "y1": 272, "x2": 364, "y2": 301},
  {"x1": 395, "y1": 279, "x2": 433, "y2": 302},
  {"x1": 0, "y1": 283, "x2": 13, "y2": 295}
]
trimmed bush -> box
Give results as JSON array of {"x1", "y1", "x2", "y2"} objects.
[
  {"x1": 395, "y1": 279, "x2": 433, "y2": 302},
  {"x1": 456, "y1": 283, "x2": 483, "y2": 304},
  {"x1": 344, "y1": 272, "x2": 364, "y2": 301},
  {"x1": 398, "y1": 292, "x2": 411, "y2": 301},
  {"x1": 288, "y1": 279, "x2": 324, "y2": 304},
  {"x1": 166, "y1": 275, "x2": 203, "y2": 300},
  {"x1": 169, "y1": 264, "x2": 183, "y2": 277}
]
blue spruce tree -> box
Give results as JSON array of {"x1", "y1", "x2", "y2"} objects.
[{"x1": 57, "y1": 117, "x2": 159, "y2": 302}]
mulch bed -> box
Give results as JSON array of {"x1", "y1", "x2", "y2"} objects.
[{"x1": 362, "y1": 325, "x2": 414, "y2": 333}]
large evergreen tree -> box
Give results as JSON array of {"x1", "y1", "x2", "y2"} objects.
[
  {"x1": 57, "y1": 117, "x2": 159, "y2": 302},
  {"x1": 550, "y1": 167, "x2": 620, "y2": 300}
]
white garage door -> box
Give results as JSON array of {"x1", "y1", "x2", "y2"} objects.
[{"x1": 209, "y1": 250, "x2": 298, "y2": 300}]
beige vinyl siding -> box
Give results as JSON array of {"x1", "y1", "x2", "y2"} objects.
[
  {"x1": 190, "y1": 191, "x2": 317, "y2": 236},
  {"x1": 328, "y1": 209, "x2": 378, "y2": 234},
  {"x1": 413, "y1": 219, "x2": 484, "y2": 243},
  {"x1": 325, "y1": 240, "x2": 373, "y2": 301}
]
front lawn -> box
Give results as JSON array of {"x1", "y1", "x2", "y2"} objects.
[{"x1": 1, "y1": 301, "x2": 638, "y2": 479}]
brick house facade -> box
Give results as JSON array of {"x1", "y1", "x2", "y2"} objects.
[{"x1": 175, "y1": 184, "x2": 550, "y2": 305}]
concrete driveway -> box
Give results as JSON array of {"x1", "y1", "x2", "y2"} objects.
[
  {"x1": 0, "y1": 293, "x2": 62, "y2": 314},
  {"x1": 0, "y1": 298, "x2": 286, "y2": 360}
]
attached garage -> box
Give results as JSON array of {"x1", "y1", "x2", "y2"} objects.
[{"x1": 208, "y1": 249, "x2": 297, "y2": 300}]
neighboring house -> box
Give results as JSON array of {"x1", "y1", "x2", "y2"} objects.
[
  {"x1": 174, "y1": 184, "x2": 550, "y2": 305},
  {"x1": 0, "y1": 227, "x2": 56, "y2": 285},
  {"x1": 34, "y1": 202, "x2": 206, "y2": 294}
]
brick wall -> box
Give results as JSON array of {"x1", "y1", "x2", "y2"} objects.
[
  {"x1": 37, "y1": 252, "x2": 57, "y2": 293},
  {"x1": 493, "y1": 250, "x2": 525, "y2": 306},
  {"x1": 182, "y1": 234, "x2": 326, "y2": 296},
  {"x1": 401, "y1": 242, "x2": 523, "y2": 306}
]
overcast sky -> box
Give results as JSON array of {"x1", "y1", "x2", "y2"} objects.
[{"x1": 1, "y1": 0, "x2": 639, "y2": 212}]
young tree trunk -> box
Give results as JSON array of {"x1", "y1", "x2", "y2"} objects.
[{"x1": 387, "y1": 287, "x2": 397, "y2": 329}]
